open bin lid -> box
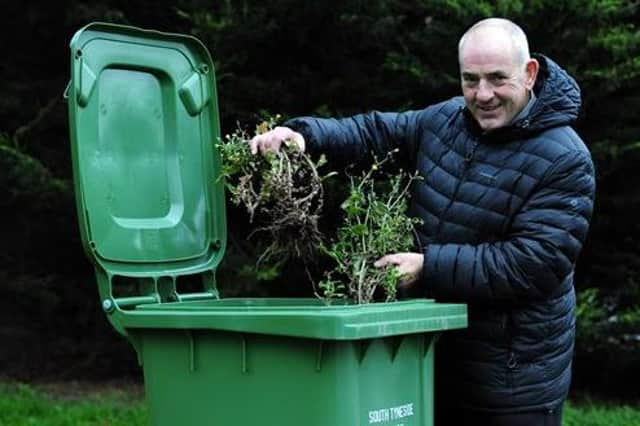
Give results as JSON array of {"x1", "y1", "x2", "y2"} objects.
[{"x1": 68, "y1": 23, "x2": 226, "y2": 282}]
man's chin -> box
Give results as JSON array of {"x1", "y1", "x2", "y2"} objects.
[{"x1": 477, "y1": 117, "x2": 506, "y2": 132}]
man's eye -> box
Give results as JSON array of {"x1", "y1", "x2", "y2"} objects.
[{"x1": 463, "y1": 76, "x2": 479, "y2": 85}]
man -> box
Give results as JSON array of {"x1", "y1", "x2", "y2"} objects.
[{"x1": 250, "y1": 18, "x2": 595, "y2": 425}]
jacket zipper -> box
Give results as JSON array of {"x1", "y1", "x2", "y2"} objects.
[
  {"x1": 464, "y1": 139, "x2": 479, "y2": 166},
  {"x1": 434, "y1": 138, "x2": 479, "y2": 238},
  {"x1": 505, "y1": 311, "x2": 518, "y2": 389}
]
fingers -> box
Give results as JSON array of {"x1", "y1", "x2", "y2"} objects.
[
  {"x1": 249, "y1": 135, "x2": 259, "y2": 155},
  {"x1": 249, "y1": 131, "x2": 281, "y2": 155},
  {"x1": 255, "y1": 129, "x2": 283, "y2": 155},
  {"x1": 249, "y1": 126, "x2": 305, "y2": 155},
  {"x1": 374, "y1": 253, "x2": 424, "y2": 286},
  {"x1": 374, "y1": 254, "x2": 399, "y2": 268},
  {"x1": 374, "y1": 254, "x2": 412, "y2": 277}
]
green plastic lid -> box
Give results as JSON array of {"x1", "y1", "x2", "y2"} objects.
[{"x1": 68, "y1": 23, "x2": 226, "y2": 281}]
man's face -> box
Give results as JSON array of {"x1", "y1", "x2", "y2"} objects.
[{"x1": 459, "y1": 31, "x2": 537, "y2": 131}]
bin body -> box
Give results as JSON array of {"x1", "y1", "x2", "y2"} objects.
[
  {"x1": 122, "y1": 298, "x2": 466, "y2": 426},
  {"x1": 140, "y1": 331, "x2": 433, "y2": 426}
]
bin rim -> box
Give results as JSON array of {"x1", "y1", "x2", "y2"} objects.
[{"x1": 115, "y1": 297, "x2": 468, "y2": 340}]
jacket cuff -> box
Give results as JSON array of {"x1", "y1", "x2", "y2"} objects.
[{"x1": 422, "y1": 244, "x2": 435, "y2": 298}]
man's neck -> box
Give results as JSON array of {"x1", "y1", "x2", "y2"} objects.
[{"x1": 511, "y1": 91, "x2": 537, "y2": 125}]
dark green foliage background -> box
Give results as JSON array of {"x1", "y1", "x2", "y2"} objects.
[{"x1": 0, "y1": 0, "x2": 638, "y2": 399}]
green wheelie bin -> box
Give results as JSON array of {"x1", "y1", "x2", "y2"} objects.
[{"x1": 67, "y1": 23, "x2": 467, "y2": 426}]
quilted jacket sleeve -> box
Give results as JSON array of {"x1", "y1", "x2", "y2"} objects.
[
  {"x1": 423, "y1": 150, "x2": 595, "y2": 304},
  {"x1": 284, "y1": 110, "x2": 424, "y2": 170}
]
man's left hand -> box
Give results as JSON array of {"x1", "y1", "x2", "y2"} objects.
[{"x1": 374, "y1": 252, "x2": 424, "y2": 288}]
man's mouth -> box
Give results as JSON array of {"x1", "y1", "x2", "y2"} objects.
[{"x1": 477, "y1": 104, "x2": 501, "y2": 112}]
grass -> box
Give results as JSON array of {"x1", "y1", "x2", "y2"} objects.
[
  {"x1": 0, "y1": 382, "x2": 148, "y2": 426},
  {"x1": 564, "y1": 398, "x2": 640, "y2": 426},
  {"x1": 0, "y1": 382, "x2": 637, "y2": 425}
]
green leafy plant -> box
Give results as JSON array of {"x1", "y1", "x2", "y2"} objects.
[{"x1": 318, "y1": 154, "x2": 422, "y2": 304}]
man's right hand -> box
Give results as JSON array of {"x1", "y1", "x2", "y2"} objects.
[{"x1": 249, "y1": 126, "x2": 306, "y2": 155}]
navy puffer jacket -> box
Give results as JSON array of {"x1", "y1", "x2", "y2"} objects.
[{"x1": 286, "y1": 56, "x2": 595, "y2": 412}]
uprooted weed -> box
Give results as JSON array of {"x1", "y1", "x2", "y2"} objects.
[{"x1": 217, "y1": 117, "x2": 333, "y2": 267}]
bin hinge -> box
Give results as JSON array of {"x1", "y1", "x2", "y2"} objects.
[
  {"x1": 103, "y1": 295, "x2": 161, "y2": 312},
  {"x1": 175, "y1": 290, "x2": 219, "y2": 303}
]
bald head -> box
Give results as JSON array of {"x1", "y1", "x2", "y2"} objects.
[{"x1": 458, "y1": 18, "x2": 531, "y2": 67}]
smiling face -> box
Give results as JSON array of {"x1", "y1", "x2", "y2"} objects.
[{"x1": 459, "y1": 27, "x2": 538, "y2": 131}]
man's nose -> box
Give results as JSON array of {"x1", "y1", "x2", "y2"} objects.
[{"x1": 476, "y1": 80, "x2": 494, "y2": 102}]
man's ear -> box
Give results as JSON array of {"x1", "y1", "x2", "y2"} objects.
[{"x1": 524, "y1": 58, "x2": 540, "y2": 90}]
